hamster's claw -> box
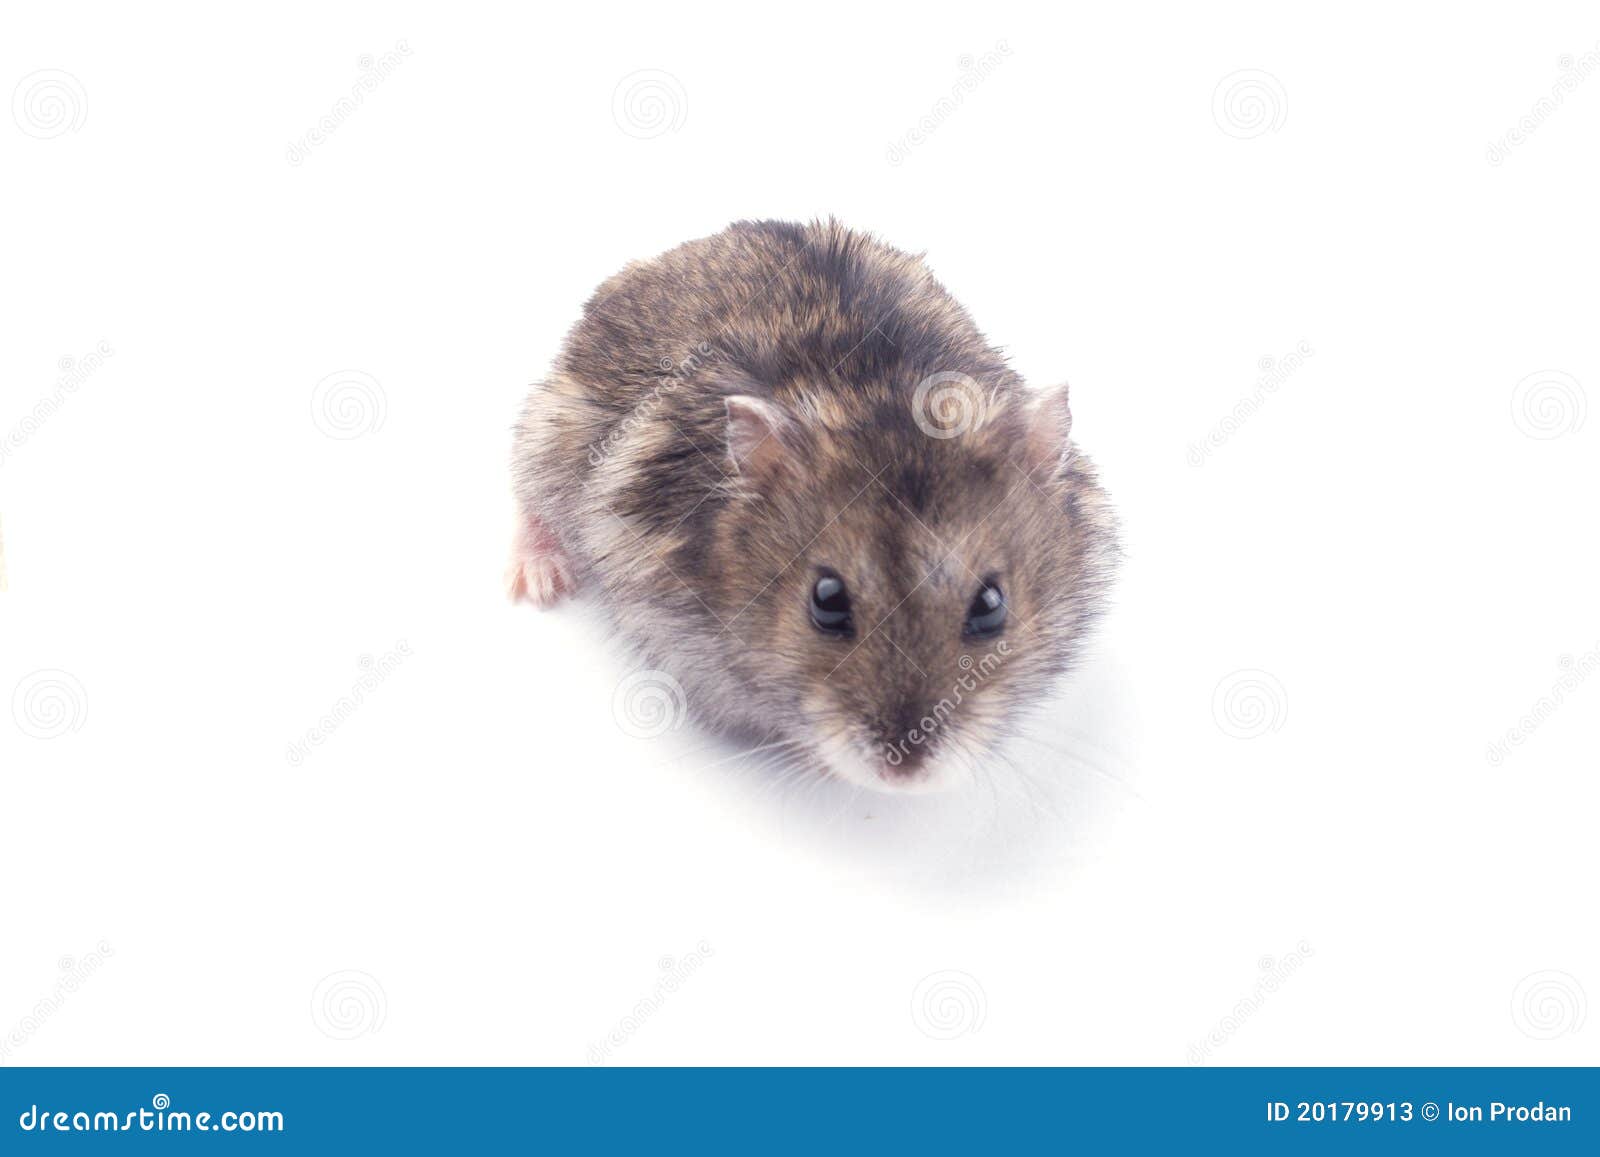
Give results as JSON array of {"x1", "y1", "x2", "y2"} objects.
[
  {"x1": 506, "y1": 553, "x2": 570, "y2": 607},
  {"x1": 506, "y1": 514, "x2": 573, "y2": 608}
]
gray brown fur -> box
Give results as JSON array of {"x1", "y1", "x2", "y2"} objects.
[{"x1": 512, "y1": 219, "x2": 1118, "y2": 791}]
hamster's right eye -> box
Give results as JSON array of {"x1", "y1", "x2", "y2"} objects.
[{"x1": 809, "y1": 570, "x2": 854, "y2": 637}]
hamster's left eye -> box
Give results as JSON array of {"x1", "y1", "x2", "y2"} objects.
[
  {"x1": 963, "y1": 580, "x2": 1007, "y2": 638},
  {"x1": 810, "y1": 570, "x2": 854, "y2": 637}
]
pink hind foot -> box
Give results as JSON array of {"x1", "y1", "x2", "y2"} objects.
[{"x1": 506, "y1": 513, "x2": 574, "y2": 607}]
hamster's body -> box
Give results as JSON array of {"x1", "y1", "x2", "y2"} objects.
[{"x1": 511, "y1": 220, "x2": 1116, "y2": 793}]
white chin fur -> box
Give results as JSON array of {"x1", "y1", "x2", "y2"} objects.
[{"x1": 814, "y1": 731, "x2": 965, "y2": 796}]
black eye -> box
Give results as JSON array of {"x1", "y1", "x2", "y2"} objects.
[
  {"x1": 810, "y1": 570, "x2": 854, "y2": 636},
  {"x1": 963, "y1": 580, "x2": 1006, "y2": 638}
]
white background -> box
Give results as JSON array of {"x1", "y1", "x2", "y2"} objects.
[{"x1": 2, "y1": 2, "x2": 1596, "y2": 1066}]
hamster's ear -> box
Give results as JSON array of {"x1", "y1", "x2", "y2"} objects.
[
  {"x1": 724, "y1": 395, "x2": 796, "y2": 484},
  {"x1": 1022, "y1": 383, "x2": 1074, "y2": 479}
]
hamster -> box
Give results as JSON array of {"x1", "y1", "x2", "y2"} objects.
[{"x1": 510, "y1": 219, "x2": 1117, "y2": 794}]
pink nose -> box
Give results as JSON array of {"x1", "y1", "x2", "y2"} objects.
[{"x1": 880, "y1": 744, "x2": 929, "y2": 783}]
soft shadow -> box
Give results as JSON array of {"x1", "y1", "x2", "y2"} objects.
[{"x1": 654, "y1": 639, "x2": 1144, "y2": 900}]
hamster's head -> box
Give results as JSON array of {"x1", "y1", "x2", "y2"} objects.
[{"x1": 711, "y1": 377, "x2": 1117, "y2": 794}]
